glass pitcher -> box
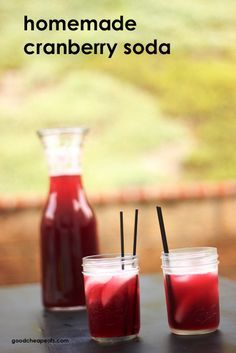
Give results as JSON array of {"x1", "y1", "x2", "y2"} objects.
[{"x1": 37, "y1": 127, "x2": 99, "y2": 310}]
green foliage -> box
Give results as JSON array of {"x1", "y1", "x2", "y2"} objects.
[{"x1": 0, "y1": 0, "x2": 236, "y2": 194}]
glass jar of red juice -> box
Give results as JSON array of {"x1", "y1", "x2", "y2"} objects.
[
  {"x1": 83, "y1": 254, "x2": 140, "y2": 343},
  {"x1": 161, "y1": 247, "x2": 220, "y2": 335}
]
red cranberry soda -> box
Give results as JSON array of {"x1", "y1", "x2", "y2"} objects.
[
  {"x1": 38, "y1": 128, "x2": 99, "y2": 310},
  {"x1": 161, "y1": 247, "x2": 220, "y2": 335},
  {"x1": 164, "y1": 272, "x2": 219, "y2": 332},
  {"x1": 83, "y1": 255, "x2": 140, "y2": 343}
]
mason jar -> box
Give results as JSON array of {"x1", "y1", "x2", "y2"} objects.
[
  {"x1": 161, "y1": 247, "x2": 220, "y2": 335},
  {"x1": 83, "y1": 254, "x2": 140, "y2": 343}
]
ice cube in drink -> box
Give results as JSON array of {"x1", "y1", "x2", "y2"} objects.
[
  {"x1": 164, "y1": 272, "x2": 220, "y2": 333},
  {"x1": 84, "y1": 273, "x2": 140, "y2": 340}
]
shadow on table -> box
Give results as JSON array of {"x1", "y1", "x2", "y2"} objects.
[
  {"x1": 42, "y1": 309, "x2": 156, "y2": 353},
  {"x1": 167, "y1": 330, "x2": 235, "y2": 353},
  {"x1": 41, "y1": 311, "x2": 234, "y2": 353},
  {"x1": 41, "y1": 309, "x2": 90, "y2": 353}
]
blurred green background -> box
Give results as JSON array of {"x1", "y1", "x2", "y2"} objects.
[{"x1": 0, "y1": 0, "x2": 236, "y2": 195}]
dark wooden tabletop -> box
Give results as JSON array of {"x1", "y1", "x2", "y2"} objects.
[{"x1": 0, "y1": 274, "x2": 236, "y2": 353}]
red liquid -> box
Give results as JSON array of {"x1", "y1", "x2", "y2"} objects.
[
  {"x1": 164, "y1": 272, "x2": 220, "y2": 331},
  {"x1": 41, "y1": 175, "x2": 98, "y2": 308},
  {"x1": 84, "y1": 273, "x2": 140, "y2": 338}
]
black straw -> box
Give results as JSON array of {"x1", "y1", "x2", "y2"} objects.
[
  {"x1": 120, "y1": 211, "x2": 125, "y2": 269},
  {"x1": 156, "y1": 206, "x2": 175, "y2": 321},
  {"x1": 156, "y1": 206, "x2": 169, "y2": 253},
  {"x1": 133, "y1": 209, "x2": 139, "y2": 256},
  {"x1": 132, "y1": 209, "x2": 139, "y2": 335}
]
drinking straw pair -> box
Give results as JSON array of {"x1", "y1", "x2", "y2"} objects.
[
  {"x1": 119, "y1": 209, "x2": 138, "y2": 268},
  {"x1": 119, "y1": 206, "x2": 168, "y2": 259}
]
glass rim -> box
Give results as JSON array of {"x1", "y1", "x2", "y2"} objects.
[
  {"x1": 37, "y1": 126, "x2": 89, "y2": 137},
  {"x1": 161, "y1": 247, "x2": 219, "y2": 270},
  {"x1": 82, "y1": 253, "x2": 139, "y2": 274},
  {"x1": 83, "y1": 253, "x2": 137, "y2": 263},
  {"x1": 161, "y1": 247, "x2": 217, "y2": 258}
]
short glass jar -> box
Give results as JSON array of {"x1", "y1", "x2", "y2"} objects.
[
  {"x1": 161, "y1": 247, "x2": 220, "y2": 335},
  {"x1": 83, "y1": 254, "x2": 140, "y2": 343}
]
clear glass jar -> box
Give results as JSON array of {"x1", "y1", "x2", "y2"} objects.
[
  {"x1": 83, "y1": 254, "x2": 140, "y2": 343},
  {"x1": 37, "y1": 127, "x2": 99, "y2": 310},
  {"x1": 161, "y1": 247, "x2": 220, "y2": 335}
]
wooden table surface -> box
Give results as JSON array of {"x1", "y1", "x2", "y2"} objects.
[{"x1": 0, "y1": 274, "x2": 236, "y2": 353}]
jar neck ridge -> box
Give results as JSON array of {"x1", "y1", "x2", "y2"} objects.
[
  {"x1": 37, "y1": 127, "x2": 88, "y2": 176},
  {"x1": 161, "y1": 247, "x2": 219, "y2": 275},
  {"x1": 83, "y1": 254, "x2": 139, "y2": 275}
]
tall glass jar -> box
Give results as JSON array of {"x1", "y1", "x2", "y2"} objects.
[{"x1": 37, "y1": 127, "x2": 99, "y2": 310}]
